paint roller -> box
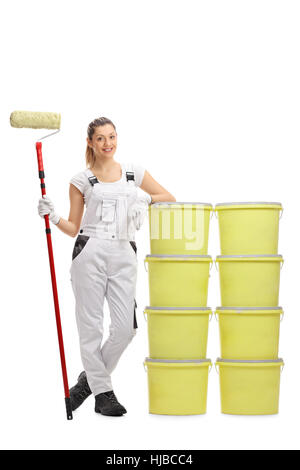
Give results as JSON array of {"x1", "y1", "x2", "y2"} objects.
[
  {"x1": 10, "y1": 110, "x2": 72, "y2": 421},
  {"x1": 10, "y1": 110, "x2": 61, "y2": 130}
]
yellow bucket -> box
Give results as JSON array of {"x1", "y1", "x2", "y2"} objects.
[
  {"x1": 144, "y1": 307, "x2": 212, "y2": 359},
  {"x1": 216, "y1": 358, "x2": 284, "y2": 415},
  {"x1": 145, "y1": 255, "x2": 212, "y2": 307},
  {"x1": 215, "y1": 307, "x2": 283, "y2": 359},
  {"x1": 216, "y1": 255, "x2": 283, "y2": 307},
  {"x1": 149, "y1": 202, "x2": 213, "y2": 255},
  {"x1": 215, "y1": 202, "x2": 283, "y2": 255},
  {"x1": 144, "y1": 358, "x2": 212, "y2": 415}
]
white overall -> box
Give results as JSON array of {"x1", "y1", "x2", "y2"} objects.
[{"x1": 70, "y1": 164, "x2": 139, "y2": 396}]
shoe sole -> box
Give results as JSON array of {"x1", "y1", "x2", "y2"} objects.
[{"x1": 95, "y1": 409, "x2": 124, "y2": 417}]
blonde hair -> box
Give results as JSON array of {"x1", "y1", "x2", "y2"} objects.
[{"x1": 85, "y1": 117, "x2": 117, "y2": 168}]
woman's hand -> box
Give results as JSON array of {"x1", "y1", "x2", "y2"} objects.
[
  {"x1": 128, "y1": 194, "x2": 152, "y2": 230},
  {"x1": 38, "y1": 185, "x2": 84, "y2": 237},
  {"x1": 38, "y1": 195, "x2": 60, "y2": 225},
  {"x1": 139, "y1": 193, "x2": 152, "y2": 206}
]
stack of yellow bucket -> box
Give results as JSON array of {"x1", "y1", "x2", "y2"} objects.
[
  {"x1": 215, "y1": 202, "x2": 284, "y2": 415},
  {"x1": 144, "y1": 202, "x2": 213, "y2": 415}
]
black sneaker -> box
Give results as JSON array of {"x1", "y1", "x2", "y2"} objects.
[
  {"x1": 69, "y1": 371, "x2": 92, "y2": 411},
  {"x1": 95, "y1": 390, "x2": 127, "y2": 416}
]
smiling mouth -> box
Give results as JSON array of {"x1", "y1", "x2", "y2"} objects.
[{"x1": 103, "y1": 148, "x2": 113, "y2": 152}]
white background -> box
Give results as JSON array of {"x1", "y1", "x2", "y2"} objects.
[{"x1": 1, "y1": 0, "x2": 299, "y2": 451}]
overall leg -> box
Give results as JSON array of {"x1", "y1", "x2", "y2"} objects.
[
  {"x1": 101, "y1": 241, "x2": 138, "y2": 374},
  {"x1": 70, "y1": 238, "x2": 113, "y2": 396}
]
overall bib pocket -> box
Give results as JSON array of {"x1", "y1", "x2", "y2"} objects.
[
  {"x1": 72, "y1": 234, "x2": 90, "y2": 261},
  {"x1": 102, "y1": 199, "x2": 116, "y2": 223}
]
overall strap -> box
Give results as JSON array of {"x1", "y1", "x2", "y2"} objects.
[
  {"x1": 125, "y1": 163, "x2": 135, "y2": 184},
  {"x1": 85, "y1": 165, "x2": 134, "y2": 185},
  {"x1": 85, "y1": 169, "x2": 99, "y2": 186}
]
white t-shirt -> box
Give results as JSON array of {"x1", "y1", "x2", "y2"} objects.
[{"x1": 69, "y1": 162, "x2": 145, "y2": 206}]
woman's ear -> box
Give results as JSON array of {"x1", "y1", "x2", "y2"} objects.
[{"x1": 86, "y1": 137, "x2": 93, "y2": 149}]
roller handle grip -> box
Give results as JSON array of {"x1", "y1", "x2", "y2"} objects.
[
  {"x1": 36, "y1": 142, "x2": 46, "y2": 196},
  {"x1": 36, "y1": 142, "x2": 44, "y2": 173}
]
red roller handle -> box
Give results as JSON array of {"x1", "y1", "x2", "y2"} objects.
[{"x1": 36, "y1": 141, "x2": 73, "y2": 420}]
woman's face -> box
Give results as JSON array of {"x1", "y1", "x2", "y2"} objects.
[{"x1": 87, "y1": 124, "x2": 118, "y2": 160}]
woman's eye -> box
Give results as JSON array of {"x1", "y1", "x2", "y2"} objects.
[
  {"x1": 110, "y1": 135, "x2": 115, "y2": 139},
  {"x1": 97, "y1": 137, "x2": 102, "y2": 141}
]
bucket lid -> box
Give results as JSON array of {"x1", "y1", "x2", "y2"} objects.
[
  {"x1": 145, "y1": 358, "x2": 211, "y2": 364},
  {"x1": 215, "y1": 306, "x2": 283, "y2": 314},
  {"x1": 151, "y1": 202, "x2": 213, "y2": 208},
  {"x1": 144, "y1": 306, "x2": 212, "y2": 314},
  {"x1": 216, "y1": 254, "x2": 283, "y2": 262},
  {"x1": 216, "y1": 358, "x2": 283, "y2": 364},
  {"x1": 215, "y1": 202, "x2": 282, "y2": 210},
  {"x1": 146, "y1": 254, "x2": 211, "y2": 258},
  {"x1": 215, "y1": 358, "x2": 284, "y2": 369},
  {"x1": 145, "y1": 254, "x2": 212, "y2": 262},
  {"x1": 145, "y1": 306, "x2": 212, "y2": 311}
]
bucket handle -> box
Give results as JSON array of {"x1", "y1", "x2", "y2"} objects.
[
  {"x1": 144, "y1": 362, "x2": 213, "y2": 372},
  {"x1": 280, "y1": 260, "x2": 284, "y2": 270},
  {"x1": 144, "y1": 260, "x2": 148, "y2": 272},
  {"x1": 279, "y1": 208, "x2": 284, "y2": 219},
  {"x1": 214, "y1": 260, "x2": 218, "y2": 272},
  {"x1": 215, "y1": 312, "x2": 284, "y2": 321},
  {"x1": 210, "y1": 260, "x2": 214, "y2": 271},
  {"x1": 215, "y1": 362, "x2": 284, "y2": 373}
]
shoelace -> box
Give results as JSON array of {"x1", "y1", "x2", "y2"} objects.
[
  {"x1": 72, "y1": 381, "x2": 91, "y2": 400},
  {"x1": 104, "y1": 391, "x2": 119, "y2": 405},
  {"x1": 76, "y1": 388, "x2": 90, "y2": 400}
]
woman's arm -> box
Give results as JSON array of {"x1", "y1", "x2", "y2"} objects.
[
  {"x1": 56, "y1": 184, "x2": 84, "y2": 237},
  {"x1": 140, "y1": 170, "x2": 176, "y2": 203}
]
